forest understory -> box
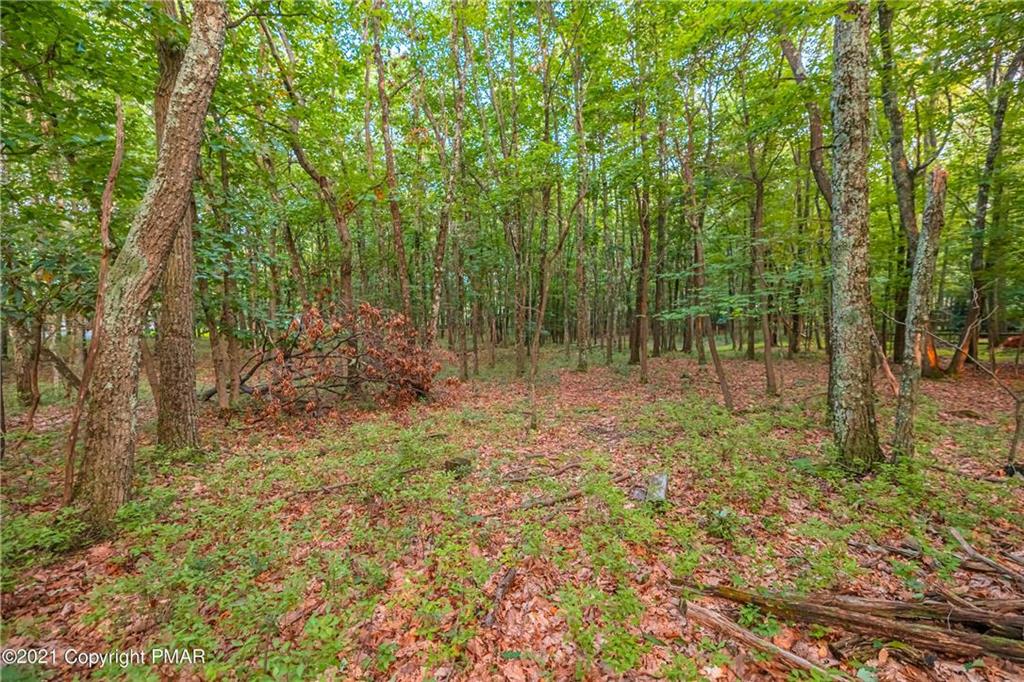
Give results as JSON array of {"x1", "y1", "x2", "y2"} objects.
[
  {"x1": 3, "y1": 0, "x2": 1024, "y2": 679},
  {"x1": 2, "y1": 349, "x2": 1022, "y2": 681}
]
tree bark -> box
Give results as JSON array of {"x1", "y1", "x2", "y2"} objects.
[
  {"x1": 893, "y1": 169, "x2": 946, "y2": 459},
  {"x1": 699, "y1": 584, "x2": 1024, "y2": 663},
  {"x1": 828, "y1": 1, "x2": 882, "y2": 471},
  {"x1": 153, "y1": 0, "x2": 199, "y2": 449},
  {"x1": 77, "y1": 0, "x2": 226, "y2": 529}
]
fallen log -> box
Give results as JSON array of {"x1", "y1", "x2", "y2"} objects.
[
  {"x1": 681, "y1": 601, "x2": 851, "y2": 680},
  {"x1": 690, "y1": 584, "x2": 1024, "y2": 662},
  {"x1": 829, "y1": 635, "x2": 933, "y2": 669},
  {"x1": 812, "y1": 594, "x2": 1023, "y2": 640}
]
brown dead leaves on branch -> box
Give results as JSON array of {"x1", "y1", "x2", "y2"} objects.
[{"x1": 258, "y1": 303, "x2": 440, "y2": 416}]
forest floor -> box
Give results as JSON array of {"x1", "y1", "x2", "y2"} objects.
[{"x1": 2, "y1": 350, "x2": 1023, "y2": 681}]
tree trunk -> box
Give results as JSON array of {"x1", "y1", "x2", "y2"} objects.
[
  {"x1": 652, "y1": 116, "x2": 667, "y2": 359},
  {"x1": 751, "y1": 182, "x2": 778, "y2": 395},
  {"x1": 948, "y1": 45, "x2": 1024, "y2": 375},
  {"x1": 156, "y1": 201, "x2": 199, "y2": 447},
  {"x1": 154, "y1": 0, "x2": 199, "y2": 449},
  {"x1": 780, "y1": 35, "x2": 833, "y2": 206},
  {"x1": 371, "y1": 0, "x2": 412, "y2": 320},
  {"x1": 678, "y1": 99, "x2": 734, "y2": 410},
  {"x1": 893, "y1": 168, "x2": 946, "y2": 459},
  {"x1": 78, "y1": 0, "x2": 226, "y2": 529},
  {"x1": 198, "y1": 278, "x2": 229, "y2": 410},
  {"x1": 877, "y1": 1, "x2": 918, "y2": 367},
  {"x1": 9, "y1": 322, "x2": 36, "y2": 406},
  {"x1": 574, "y1": 45, "x2": 589, "y2": 372},
  {"x1": 259, "y1": 153, "x2": 308, "y2": 307},
  {"x1": 828, "y1": 0, "x2": 881, "y2": 471}
]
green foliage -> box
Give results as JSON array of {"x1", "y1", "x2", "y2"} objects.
[{"x1": 0, "y1": 507, "x2": 87, "y2": 590}]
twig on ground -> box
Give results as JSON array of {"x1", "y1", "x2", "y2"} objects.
[
  {"x1": 482, "y1": 566, "x2": 518, "y2": 628},
  {"x1": 521, "y1": 472, "x2": 631, "y2": 511},
  {"x1": 505, "y1": 461, "x2": 581, "y2": 483},
  {"x1": 287, "y1": 464, "x2": 428, "y2": 498}
]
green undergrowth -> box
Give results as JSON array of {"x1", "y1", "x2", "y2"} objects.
[{"x1": 1, "y1": 369, "x2": 1020, "y2": 680}]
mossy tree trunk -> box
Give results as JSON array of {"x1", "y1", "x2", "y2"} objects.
[{"x1": 828, "y1": 0, "x2": 882, "y2": 471}]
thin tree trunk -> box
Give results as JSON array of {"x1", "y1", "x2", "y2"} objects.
[
  {"x1": 877, "y1": 1, "x2": 918, "y2": 367},
  {"x1": 780, "y1": 35, "x2": 833, "y2": 207},
  {"x1": 893, "y1": 168, "x2": 946, "y2": 459},
  {"x1": 574, "y1": 44, "x2": 589, "y2": 372},
  {"x1": 751, "y1": 182, "x2": 779, "y2": 395},
  {"x1": 198, "y1": 279, "x2": 229, "y2": 409},
  {"x1": 652, "y1": 116, "x2": 667, "y2": 359},
  {"x1": 371, "y1": 0, "x2": 412, "y2": 320},
  {"x1": 63, "y1": 97, "x2": 125, "y2": 504}
]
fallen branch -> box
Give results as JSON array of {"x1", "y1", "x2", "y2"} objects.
[
  {"x1": 949, "y1": 528, "x2": 1024, "y2": 588},
  {"x1": 687, "y1": 584, "x2": 1024, "y2": 662},
  {"x1": 482, "y1": 566, "x2": 518, "y2": 628},
  {"x1": 287, "y1": 480, "x2": 359, "y2": 498},
  {"x1": 811, "y1": 594, "x2": 1023, "y2": 639},
  {"x1": 482, "y1": 472, "x2": 632, "y2": 518},
  {"x1": 505, "y1": 461, "x2": 581, "y2": 483},
  {"x1": 522, "y1": 473, "x2": 632, "y2": 511},
  {"x1": 830, "y1": 635, "x2": 932, "y2": 669},
  {"x1": 871, "y1": 329, "x2": 899, "y2": 397},
  {"x1": 682, "y1": 601, "x2": 851, "y2": 680},
  {"x1": 848, "y1": 539, "x2": 920, "y2": 559}
]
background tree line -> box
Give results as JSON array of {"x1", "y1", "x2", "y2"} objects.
[{"x1": 2, "y1": 0, "x2": 1023, "y2": 527}]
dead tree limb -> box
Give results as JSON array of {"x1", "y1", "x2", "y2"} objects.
[
  {"x1": 63, "y1": 96, "x2": 125, "y2": 505},
  {"x1": 682, "y1": 601, "x2": 851, "y2": 680},
  {"x1": 482, "y1": 566, "x2": 518, "y2": 628},
  {"x1": 949, "y1": 528, "x2": 1024, "y2": 588},
  {"x1": 691, "y1": 584, "x2": 1024, "y2": 662},
  {"x1": 812, "y1": 594, "x2": 1023, "y2": 639}
]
